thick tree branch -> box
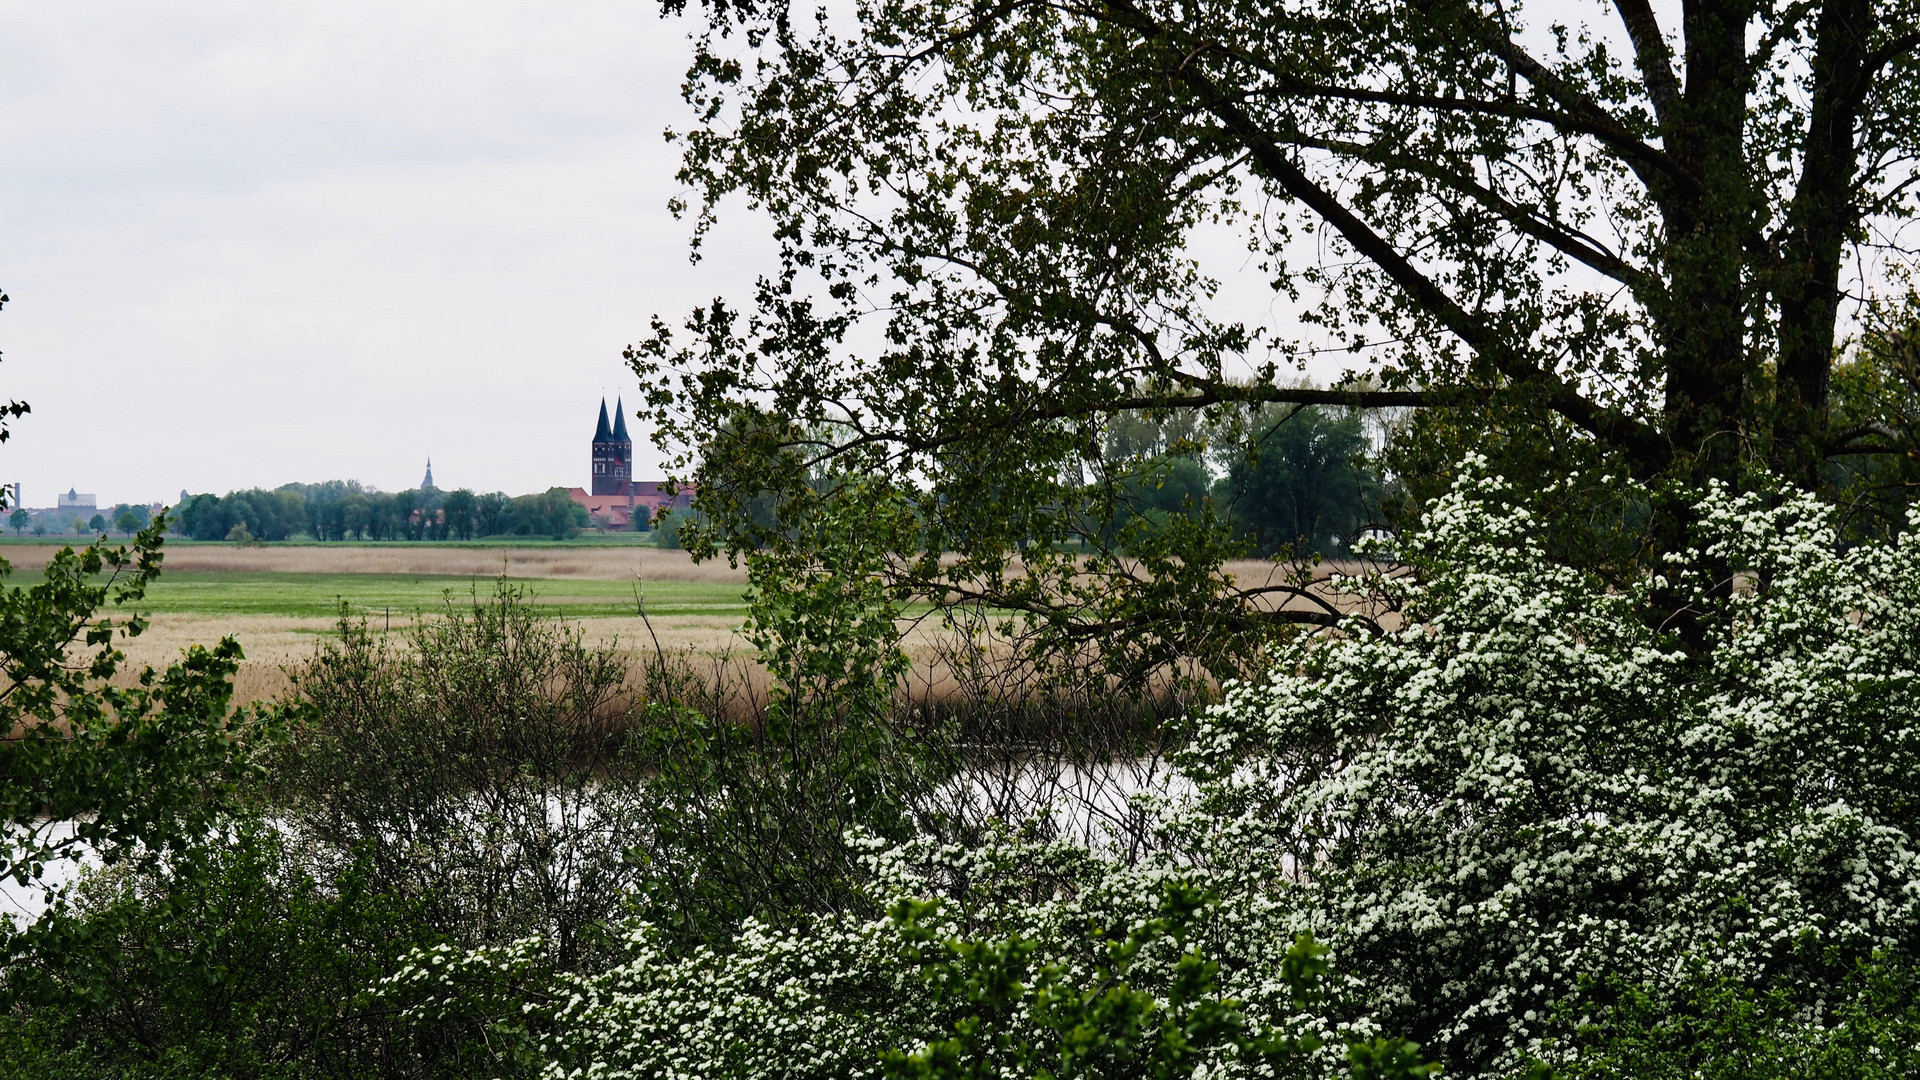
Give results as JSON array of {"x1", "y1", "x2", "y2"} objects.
[
  {"x1": 1612, "y1": 0, "x2": 1682, "y2": 129},
  {"x1": 1827, "y1": 421, "x2": 1907, "y2": 454},
  {"x1": 1861, "y1": 29, "x2": 1920, "y2": 89},
  {"x1": 1468, "y1": 18, "x2": 1696, "y2": 213},
  {"x1": 920, "y1": 577, "x2": 1370, "y2": 637},
  {"x1": 1281, "y1": 131, "x2": 1653, "y2": 289}
]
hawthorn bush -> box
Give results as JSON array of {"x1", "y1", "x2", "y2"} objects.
[{"x1": 1175, "y1": 461, "x2": 1920, "y2": 1073}]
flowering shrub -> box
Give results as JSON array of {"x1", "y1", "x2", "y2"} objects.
[
  {"x1": 383, "y1": 463, "x2": 1920, "y2": 1078},
  {"x1": 379, "y1": 835, "x2": 1432, "y2": 1080},
  {"x1": 1179, "y1": 464, "x2": 1920, "y2": 1072}
]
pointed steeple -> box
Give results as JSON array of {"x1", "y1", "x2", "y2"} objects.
[
  {"x1": 422, "y1": 458, "x2": 435, "y2": 489},
  {"x1": 594, "y1": 399, "x2": 614, "y2": 442},
  {"x1": 612, "y1": 397, "x2": 630, "y2": 442}
]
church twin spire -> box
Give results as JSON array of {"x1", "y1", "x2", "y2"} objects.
[
  {"x1": 591, "y1": 397, "x2": 634, "y2": 496},
  {"x1": 593, "y1": 398, "x2": 632, "y2": 443},
  {"x1": 415, "y1": 399, "x2": 629, "y2": 497}
]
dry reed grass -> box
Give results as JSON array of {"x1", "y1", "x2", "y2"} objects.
[
  {"x1": 111, "y1": 611, "x2": 943, "y2": 708},
  {"x1": 109, "y1": 611, "x2": 1132, "y2": 713},
  {"x1": 101, "y1": 612, "x2": 758, "y2": 705}
]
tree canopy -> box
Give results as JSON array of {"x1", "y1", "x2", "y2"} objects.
[{"x1": 634, "y1": 0, "x2": 1920, "y2": 672}]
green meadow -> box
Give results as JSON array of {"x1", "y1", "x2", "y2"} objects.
[{"x1": 134, "y1": 571, "x2": 752, "y2": 620}]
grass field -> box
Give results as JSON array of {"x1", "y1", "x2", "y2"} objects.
[{"x1": 133, "y1": 571, "x2": 750, "y2": 619}]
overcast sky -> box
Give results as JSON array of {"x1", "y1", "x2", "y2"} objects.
[{"x1": 0, "y1": 0, "x2": 781, "y2": 507}]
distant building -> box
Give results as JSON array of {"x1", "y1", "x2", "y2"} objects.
[
  {"x1": 422, "y1": 459, "x2": 436, "y2": 490},
  {"x1": 57, "y1": 487, "x2": 96, "y2": 511},
  {"x1": 570, "y1": 490, "x2": 638, "y2": 530},
  {"x1": 591, "y1": 399, "x2": 632, "y2": 496},
  {"x1": 568, "y1": 397, "x2": 692, "y2": 530}
]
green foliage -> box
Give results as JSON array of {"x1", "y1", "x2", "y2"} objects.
[
  {"x1": 7, "y1": 509, "x2": 26, "y2": 535},
  {"x1": 266, "y1": 583, "x2": 645, "y2": 969},
  {"x1": 1089, "y1": 410, "x2": 1215, "y2": 552},
  {"x1": 1379, "y1": 403, "x2": 1654, "y2": 583},
  {"x1": 110, "y1": 504, "x2": 147, "y2": 537},
  {"x1": 279, "y1": 465, "x2": 1920, "y2": 1077},
  {"x1": 0, "y1": 824, "x2": 451, "y2": 1080},
  {"x1": 745, "y1": 479, "x2": 913, "y2": 724},
  {"x1": 634, "y1": 0, "x2": 1920, "y2": 678},
  {"x1": 0, "y1": 516, "x2": 263, "y2": 888},
  {"x1": 876, "y1": 883, "x2": 1418, "y2": 1080},
  {"x1": 1217, "y1": 405, "x2": 1382, "y2": 556},
  {"x1": 1538, "y1": 958, "x2": 1920, "y2": 1080},
  {"x1": 1827, "y1": 300, "x2": 1920, "y2": 544},
  {"x1": 652, "y1": 506, "x2": 696, "y2": 548},
  {"x1": 180, "y1": 487, "x2": 310, "y2": 541},
  {"x1": 624, "y1": 698, "x2": 935, "y2": 949},
  {"x1": 629, "y1": 482, "x2": 950, "y2": 945},
  {"x1": 439, "y1": 487, "x2": 476, "y2": 540},
  {"x1": 391, "y1": 837, "x2": 1441, "y2": 1080},
  {"x1": 177, "y1": 483, "x2": 589, "y2": 542}
]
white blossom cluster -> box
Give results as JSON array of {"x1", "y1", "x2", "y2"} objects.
[
  {"x1": 1178, "y1": 463, "x2": 1920, "y2": 1071},
  {"x1": 383, "y1": 462, "x2": 1920, "y2": 1078},
  {"x1": 382, "y1": 831, "x2": 1350, "y2": 1079}
]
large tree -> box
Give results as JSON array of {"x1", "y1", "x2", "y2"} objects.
[{"x1": 634, "y1": 0, "x2": 1920, "y2": 673}]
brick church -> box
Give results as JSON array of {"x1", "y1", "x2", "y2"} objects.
[{"x1": 567, "y1": 398, "x2": 693, "y2": 530}]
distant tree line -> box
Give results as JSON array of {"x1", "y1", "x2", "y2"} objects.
[
  {"x1": 173, "y1": 482, "x2": 590, "y2": 542},
  {"x1": 4, "y1": 503, "x2": 153, "y2": 538},
  {"x1": 160, "y1": 412, "x2": 1377, "y2": 550},
  {"x1": 1097, "y1": 402, "x2": 1389, "y2": 558}
]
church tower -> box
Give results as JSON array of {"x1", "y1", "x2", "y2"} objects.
[{"x1": 591, "y1": 398, "x2": 632, "y2": 496}]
